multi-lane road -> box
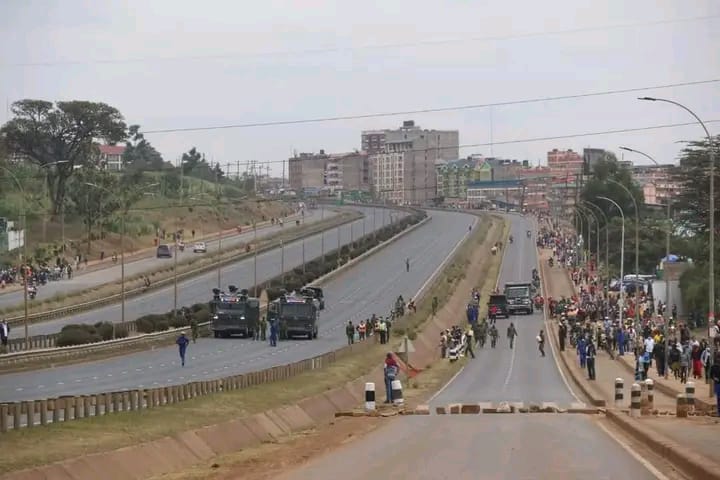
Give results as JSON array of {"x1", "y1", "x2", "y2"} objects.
[
  {"x1": 0, "y1": 208, "x2": 336, "y2": 308},
  {"x1": 0, "y1": 209, "x2": 477, "y2": 402},
  {"x1": 274, "y1": 215, "x2": 665, "y2": 480},
  {"x1": 14, "y1": 206, "x2": 398, "y2": 337}
]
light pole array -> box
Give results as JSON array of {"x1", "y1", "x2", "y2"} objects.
[
  {"x1": 598, "y1": 196, "x2": 626, "y2": 328},
  {"x1": 582, "y1": 201, "x2": 610, "y2": 294},
  {"x1": 639, "y1": 96, "x2": 716, "y2": 396}
]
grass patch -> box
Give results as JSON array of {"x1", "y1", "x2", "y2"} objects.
[
  {"x1": 0, "y1": 214, "x2": 493, "y2": 474},
  {"x1": 0, "y1": 212, "x2": 358, "y2": 320}
]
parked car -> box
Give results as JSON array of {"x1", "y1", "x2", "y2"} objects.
[
  {"x1": 156, "y1": 244, "x2": 172, "y2": 258},
  {"x1": 193, "y1": 242, "x2": 207, "y2": 253}
]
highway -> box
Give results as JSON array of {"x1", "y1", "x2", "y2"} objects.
[
  {"x1": 0, "y1": 208, "x2": 335, "y2": 308},
  {"x1": 273, "y1": 214, "x2": 663, "y2": 480},
  {"x1": 14, "y1": 206, "x2": 398, "y2": 338},
  {"x1": 0, "y1": 209, "x2": 477, "y2": 402}
]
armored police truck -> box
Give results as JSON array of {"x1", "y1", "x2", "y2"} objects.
[
  {"x1": 503, "y1": 281, "x2": 534, "y2": 315},
  {"x1": 268, "y1": 292, "x2": 319, "y2": 340},
  {"x1": 209, "y1": 286, "x2": 261, "y2": 338}
]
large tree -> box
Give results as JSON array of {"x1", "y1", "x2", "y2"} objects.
[
  {"x1": 122, "y1": 125, "x2": 166, "y2": 171},
  {"x1": 66, "y1": 168, "x2": 120, "y2": 252},
  {"x1": 0, "y1": 100, "x2": 127, "y2": 214},
  {"x1": 580, "y1": 153, "x2": 645, "y2": 223}
]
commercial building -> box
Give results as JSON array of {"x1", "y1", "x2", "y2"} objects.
[
  {"x1": 547, "y1": 148, "x2": 583, "y2": 175},
  {"x1": 368, "y1": 121, "x2": 459, "y2": 204},
  {"x1": 435, "y1": 155, "x2": 492, "y2": 201},
  {"x1": 631, "y1": 164, "x2": 678, "y2": 205},
  {"x1": 288, "y1": 150, "x2": 369, "y2": 194}
]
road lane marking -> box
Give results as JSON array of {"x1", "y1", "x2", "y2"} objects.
[
  {"x1": 502, "y1": 342, "x2": 517, "y2": 391},
  {"x1": 594, "y1": 420, "x2": 670, "y2": 480},
  {"x1": 428, "y1": 366, "x2": 465, "y2": 402}
]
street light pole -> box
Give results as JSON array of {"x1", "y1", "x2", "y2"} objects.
[
  {"x1": 607, "y1": 178, "x2": 641, "y2": 331},
  {"x1": 582, "y1": 201, "x2": 611, "y2": 299},
  {"x1": 577, "y1": 204, "x2": 600, "y2": 275},
  {"x1": 321, "y1": 205, "x2": 325, "y2": 263},
  {"x1": 599, "y1": 196, "x2": 626, "y2": 328},
  {"x1": 280, "y1": 240, "x2": 285, "y2": 284},
  {"x1": 620, "y1": 145, "x2": 673, "y2": 378},
  {"x1": 639, "y1": 97, "x2": 716, "y2": 394}
]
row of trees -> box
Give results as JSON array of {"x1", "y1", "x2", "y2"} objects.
[
  {"x1": 577, "y1": 137, "x2": 719, "y2": 314},
  {"x1": 0, "y1": 99, "x2": 238, "y2": 218}
]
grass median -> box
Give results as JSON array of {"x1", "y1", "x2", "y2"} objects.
[
  {"x1": 0, "y1": 211, "x2": 357, "y2": 321},
  {"x1": 0, "y1": 214, "x2": 495, "y2": 475}
]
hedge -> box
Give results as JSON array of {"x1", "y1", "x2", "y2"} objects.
[{"x1": 51, "y1": 210, "x2": 426, "y2": 346}]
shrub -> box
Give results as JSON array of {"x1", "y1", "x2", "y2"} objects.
[
  {"x1": 114, "y1": 323, "x2": 130, "y2": 339},
  {"x1": 155, "y1": 319, "x2": 170, "y2": 331},
  {"x1": 135, "y1": 316, "x2": 156, "y2": 334},
  {"x1": 193, "y1": 309, "x2": 211, "y2": 324},
  {"x1": 94, "y1": 321, "x2": 114, "y2": 341},
  {"x1": 56, "y1": 328, "x2": 101, "y2": 347},
  {"x1": 169, "y1": 315, "x2": 187, "y2": 329}
]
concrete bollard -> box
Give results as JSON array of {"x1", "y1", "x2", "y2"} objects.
[
  {"x1": 645, "y1": 379, "x2": 654, "y2": 411},
  {"x1": 614, "y1": 378, "x2": 624, "y2": 408},
  {"x1": 84, "y1": 396, "x2": 93, "y2": 417},
  {"x1": 137, "y1": 389, "x2": 144, "y2": 410},
  {"x1": 39, "y1": 400, "x2": 48, "y2": 426},
  {"x1": 685, "y1": 382, "x2": 695, "y2": 411},
  {"x1": 13, "y1": 403, "x2": 21, "y2": 430},
  {"x1": 676, "y1": 393, "x2": 688, "y2": 418},
  {"x1": 129, "y1": 391, "x2": 138, "y2": 411},
  {"x1": 391, "y1": 379, "x2": 404, "y2": 407},
  {"x1": 113, "y1": 392, "x2": 121, "y2": 413},
  {"x1": 104, "y1": 393, "x2": 112, "y2": 415},
  {"x1": 52, "y1": 400, "x2": 61, "y2": 424},
  {"x1": 364, "y1": 382, "x2": 376, "y2": 412},
  {"x1": 0, "y1": 404, "x2": 8, "y2": 432},
  {"x1": 74, "y1": 396, "x2": 84, "y2": 419},
  {"x1": 24, "y1": 401, "x2": 34, "y2": 428},
  {"x1": 630, "y1": 383, "x2": 641, "y2": 418}
]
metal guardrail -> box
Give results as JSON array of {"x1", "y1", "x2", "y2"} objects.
[
  {"x1": 0, "y1": 211, "x2": 428, "y2": 362},
  {"x1": 0, "y1": 209, "x2": 436, "y2": 431},
  {"x1": 3, "y1": 212, "x2": 360, "y2": 327}
]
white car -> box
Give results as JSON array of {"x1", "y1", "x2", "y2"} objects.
[{"x1": 193, "y1": 242, "x2": 207, "y2": 253}]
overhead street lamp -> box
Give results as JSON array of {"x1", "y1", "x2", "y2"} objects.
[
  {"x1": 580, "y1": 202, "x2": 608, "y2": 315},
  {"x1": 598, "y1": 196, "x2": 626, "y2": 328},
  {"x1": 577, "y1": 204, "x2": 600, "y2": 273},
  {"x1": 620, "y1": 146, "x2": 673, "y2": 354},
  {"x1": 85, "y1": 181, "x2": 159, "y2": 335},
  {"x1": 581, "y1": 201, "x2": 610, "y2": 288},
  {"x1": 638, "y1": 96, "x2": 717, "y2": 396},
  {"x1": 1, "y1": 166, "x2": 29, "y2": 347},
  {"x1": 573, "y1": 207, "x2": 590, "y2": 267},
  {"x1": 606, "y1": 178, "x2": 641, "y2": 331}
]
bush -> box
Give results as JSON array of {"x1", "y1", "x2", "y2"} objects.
[
  {"x1": 94, "y1": 321, "x2": 114, "y2": 341},
  {"x1": 155, "y1": 320, "x2": 170, "y2": 331},
  {"x1": 194, "y1": 309, "x2": 211, "y2": 324},
  {"x1": 56, "y1": 327, "x2": 101, "y2": 347},
  {"x1": 135, "y1": 316, "x2": 156, "y2": 334},
  {"x1": 169, "y1": 315, "x2": 187, "y2": 329},
  {"x1": 114, "y1": 323, "x2": 129, "y2": 339}
]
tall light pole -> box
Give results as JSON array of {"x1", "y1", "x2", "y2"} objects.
[
  {"x1": 577, "y1": 204, "x2": 600, "y2": 274},
  {"x1": 607, "y1": 178, "x2": 640, "y2": 330},
  {"x1": 582, "y1": 201, "x2": 611, "y2": 290},
  {"x1": 599, "y1": 196, "x2": 626, "y2": 328},
  {"x1": 1, "y1": 166, "x2": 29, "y2": 347},
  {"x1": 320, "y1": 204, "x2": 325, "y2": 263},
  {"x1": 85, "y1": 181, "x2": 158, "y2": 335},
  {"x1": 253, "y1": 220, "x2": 258, "y2": 296},
  {"x1": 280, "y1": 239, "x2": 285, "y2": 284},
  {"x1": 573, "y1": 207, "x2": 588, "y2": 266},
  {"x1": 639, "y1": 97, "x2": 716, "y2": 395},
  {"x1": 620, "y1": 146, "x2": 674, "y2": 378},
  {"x1": 580, "y1": 202, "x2": 609, "y2": 315}
]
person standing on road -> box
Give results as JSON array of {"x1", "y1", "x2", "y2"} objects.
[
  {"x1": 383, "y1": 353, "x2": 399, "y2": 404},
  {"x1": 586, "y1": 339, "x2": 597, "y2": 380},
  {"x1": 269, "y1": 318, "x2": 279, "y2": 347},
  {"x1": 537, "y1": 330, "x2": 545, "y2": 357},
  {"x1": 709, "y1": 353, "x2": 720, "y2": 416},
  {"x1": 346, "y1": 321, "x2": 355, "y2": 345},
  {"x1": 405, "y1": 258, "x2": 410, "y2": 272},
  {"x1": 176, "y1": 332, "x2": 189, "y2": 367},
  {"x1": 465, "y1": 327, "x2": 476, "y2": 359},
  {"x1": 489, "y1": 324, "x2": 498, "y2": 348},
  {"x1": 507, "y1": 323, "x2": 517, "y2": 349},
  {"x1": 558, "y1": 321, "x2": 567, "y2": 351}
]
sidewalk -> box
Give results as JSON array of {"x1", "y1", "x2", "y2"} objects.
[
  {"x1": 540, "y1": 247, "x2": 720, "y2": 472},
  {"x1": 0, "y1": 211, "x2": 301, "y2": 297}
]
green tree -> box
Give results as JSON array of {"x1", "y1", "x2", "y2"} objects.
[
  {"x1": 66, "y1": 168, "x2": 120, "y2": 252},
  {"x1": 122, "y1": 125, "x2": 166, "y2": 171},
  {"x1": 0, "y1": 100, "x2": 127, "y2": 214},
  {"x1": 580, "y1": 154, "x2": 645, "y2": 222}
]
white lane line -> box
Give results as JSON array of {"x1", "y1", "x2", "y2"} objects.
[
  {"x1": 594, "y1": 421, "x2": 670, "y2": 480},
  {"x1": 502, "y1": 343, "x2": 517, "y2": 391},
  {"x1": 535, "y1": 215, "x2": 581, "y2": 403},
  {"x1": 428, "y1": 366, "x2": 465, "y2": 402}
]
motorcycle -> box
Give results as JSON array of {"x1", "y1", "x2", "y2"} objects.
[
  {"x1": 548, "y1": 257, "x2": 554, "y2": 267},
  {"x1": 28, "y1": 285, "x2": 37, "y2": 300}
]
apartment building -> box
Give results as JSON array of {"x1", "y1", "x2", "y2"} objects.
[
  {"x1": 632, "y1": 164, "x2": 678, "y2": 205},
  {"x1": 369, "y1": 120, "x2": 459, "y2": 204},
  {"x1": 288, "y1": 150, "x2": 369, "y2": 194}
]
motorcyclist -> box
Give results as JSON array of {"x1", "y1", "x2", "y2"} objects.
[
  {"x1": 527, "y1": 230, "x2": 531, "y2": 238},
  {"x1": 509, "y1": 235, "x2": 514, "y2": 244}
]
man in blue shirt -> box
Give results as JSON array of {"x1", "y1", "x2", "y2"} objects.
[{"x1": 177, "y1": 332, "x2": 190, "y2": 367}]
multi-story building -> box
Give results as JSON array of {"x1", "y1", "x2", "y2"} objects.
[
  {"x1": 435, "y1": 156, "x2": 492, "y2": 201},
  {"x1": 288, "y1": 150, "x2": 370, "y2": 194},
  {"x1": 631, "y1": 164, "x2": 678, "y2": 205},
  {"x1": 96, "y1": 145, "x2": 126, "y2": 171},
  {"x1": 369, "y1": 120, "x2": 459, "y2": 204},
  {"x1": 361, "y1": 131, "x2": 387, "y2": 155},
  {"x1": 547, "y1": 148, "x2": 583, "y2": 174}
]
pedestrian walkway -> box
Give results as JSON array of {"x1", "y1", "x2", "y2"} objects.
[{"x1": 539, "y1": 246, "x2": 720, "y2": 468}]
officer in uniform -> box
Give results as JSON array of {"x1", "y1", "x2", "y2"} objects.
[
  {"x1": 252, "y1": 315, "x2": 261, "y2": 341},
  {"x1": 489, "y1": 324, "x2": 499, "y2": 348},
  {"x1": 478, "y1": 318, "x2": 488, "y2": 348},
  {"x1": 260, "y1": 315, "x2": 268, "y2": 341},
  {"x1": 279, "y1": 318, "x2": 288, "y2": 340}
]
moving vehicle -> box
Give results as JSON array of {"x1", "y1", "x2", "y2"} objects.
[
  {"x1": 504, "y1": 282, "x2": 533, "y2": 315},
  {"x1": 156, "y1": 244, "x2": 172, "y2": 258},
  {"x1": 269, "y1": 292, "x2": 319, "y2": 340},
  {"x1": 193, "y1": 242, "x2": 207, "y2": 253},
  {"x1": 209, "y1": 286, "x2": 261, "y2": 338},
  {"x1": 487, "y1": 294, "x2": 509, "y2": 318}
]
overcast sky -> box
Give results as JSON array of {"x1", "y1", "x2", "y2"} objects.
[{"x1": 1, "y1": 0, "x2": 718, "y2": 176}]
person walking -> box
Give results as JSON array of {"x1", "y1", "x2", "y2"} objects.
[
  {"x1": 269, "y1": 318, "x2": 279, "y2": 347},
  {"x1": 176, "y1": 332, "x2": 189, "y2": 367},
  {"x1": 383, "y1": 353, "x2": 399, "y2": 404},
  {"x1": 507, "y1": 322, "x2": 517, "y2": 349},
  {"x1": 558, "y1": 321, "x2": 567, "y2": 352},
  {"x1": 465, "y1": 326, "x2": 476, "y2": 359},
  {"x1": 586, "y1": 339, "x2": 597, "y2": 380},
  {"x1": 709, "y1": 353, "x2": 720, "y2": 417},
  {"x1": 346, "y1": 321, "x2": 355, "y2": 345},
  {"x1": 537, "y1": 329, "x2": 545, "y2": 357}
]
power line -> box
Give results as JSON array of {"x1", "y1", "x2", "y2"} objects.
[
  {"x1": 141, "y1": 79, "x2": 720, "y2": 134},
  {"x1": 6, "y1": 14, "x2": 719, "y2": 68}
]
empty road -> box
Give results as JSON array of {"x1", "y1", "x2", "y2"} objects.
[
  {"x1": 0, "y1": 209, "x2": 476, "y2": 402},
  {"x1": 273, "y1": 214, "x2": 664, "y2": 480}
]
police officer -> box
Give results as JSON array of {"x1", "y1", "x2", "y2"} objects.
[
  {"x1": 465, "y1": 327, "x2": 476, "y2": 359},
  {"x1": 489, "y1": 324, "x2": 498, "y2": 348},
  {"x1": 269, "y1": 318, "x2": 278, "y2": 347},
  {"x1": 346, "y1": 321, "x2": 355, "y2": 345},
  {"x1": 260, "y1": 315, "x2": 267, "y2": 341}
]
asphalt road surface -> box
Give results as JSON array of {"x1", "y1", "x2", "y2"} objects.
[
  {"x1": 0, "y1": 209, "x2": 476, "y2": 402},
  {"x1": 0, "y1": 208, "x2": 335, "y2": 308},
  {"x1": 273, "y1": 214, "x2": 662, "y2": 480},
  {"x1": 15, "y1": 206, "x2": 399, "y2": 338}
]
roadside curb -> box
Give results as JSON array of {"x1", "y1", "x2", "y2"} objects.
[{"x1": 605, "y1": 409, "x2": 720, "y2": 480}]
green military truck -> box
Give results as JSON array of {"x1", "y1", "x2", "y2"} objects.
[
  {"x1": 209, "y1": 287, "x2": 261, "y2": 338},
  {"x1": 268, "y1": 292, "x2": 319, "y2": 340},
  {"x1": 503, "y1": 281, "x2": 534, "y2": 315}
]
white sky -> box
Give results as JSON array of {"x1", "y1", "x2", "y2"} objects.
[{"x1": 1, "y1": 0, "x2": 719, "y2": 176}]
